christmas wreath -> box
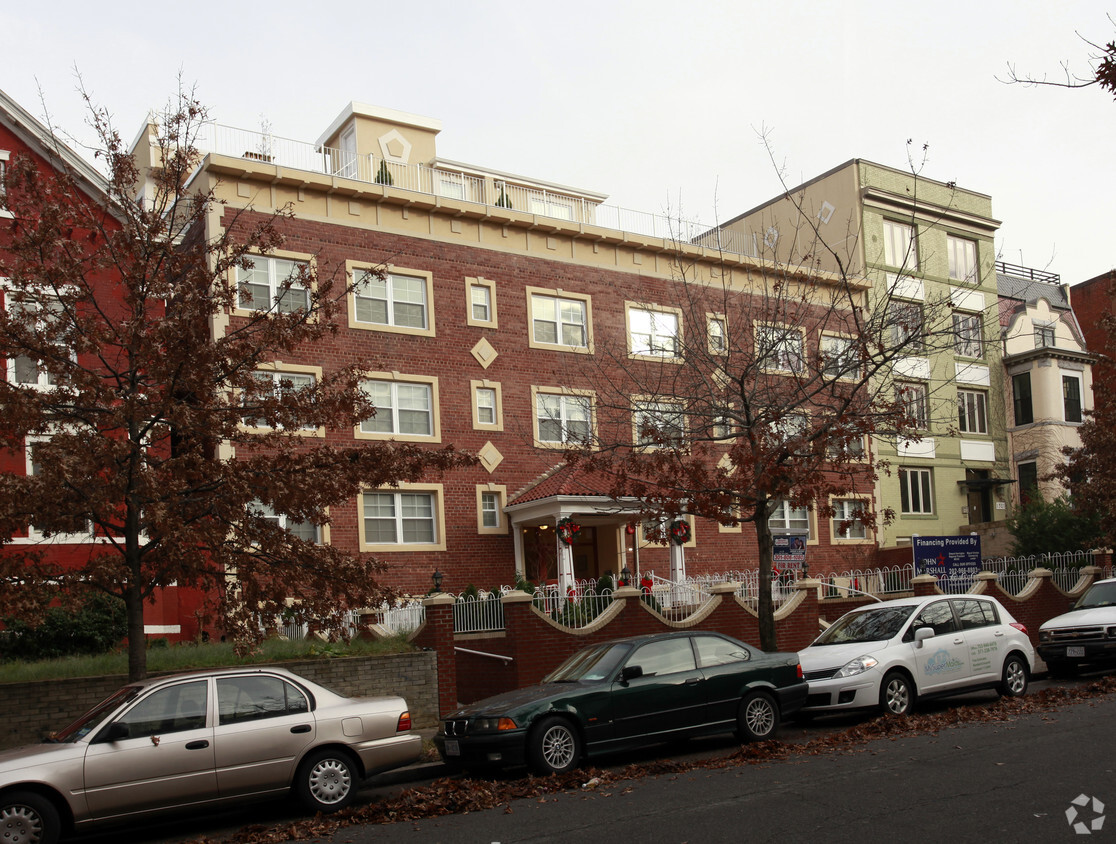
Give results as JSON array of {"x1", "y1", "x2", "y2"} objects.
[
  {"x1": 669, "y1": 519, "x2": 691, "y2": 545},
  {"x1": 556, "y1": 516, "x2": 582, "y2": 545}
]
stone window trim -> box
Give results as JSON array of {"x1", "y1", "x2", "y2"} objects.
[
  {"x1": 818, "y1": 331, "x2": 860, "y2": 381},
  {"x1": 768, "y1": 499, "x2": 818, "y2": 544},
  {"x1": 355, "y1": 370, "x2": 441, "y2": 443},
  {"x1": 707, "y1": 313, "x2": 728, "y2": 356},
  {"x1": 532, "y1": 386, "x2": 596, "y2": 449},
  {"x1": 357, "y1": 483, "x2": 446, "y2": 552},
  {"x1": 829, "y1": 495, "x2": 873, "y2": 544},
  {"x1": 631, "y1": 395, "x2": 686, "y2": 449},
  {"x1": 466, "y1": 276, "x2": 498, "y2": 328},
  {"x1": 526, "y1": 286, "x2": 594, "y2": 354},
  {"x1": 346, "y1": 261, "x2": 436, "y2": 337},
  {"x1": 476, "y1": 484, "x2": 508, "y2": 535},
  {"x1": 470, "y1": 379, "x2": 504, "y2": 431},
  {"x1": 232, "y1": 249, "x2": 316, "y2": 318},
  {"x1": 240, "y1": 362, "x2": 325, "y2": 437},
  {"x1": 754, "y1": 321, "x2": 806, "y2": 374},
  {"x1": 626, "y1": 302, "x2": 684, "y2": 362}
]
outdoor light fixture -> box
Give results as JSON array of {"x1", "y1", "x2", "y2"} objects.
[
  {"x1": 538, "y1": 524, "x2": 549, "y2": 530},
  {"x1": 620, "y1": 565, "x2": 632, "y2": 585},
  {"x1": 432, "y1": 569, "x2": 444, "y2": 592}
]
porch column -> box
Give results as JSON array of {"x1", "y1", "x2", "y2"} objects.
[
  {"x1": 669, "y1": 542, "x2": 686, "y2": 583},
  {"x1": 556, "y1": 529, "x2": 575, "y2": 593}
]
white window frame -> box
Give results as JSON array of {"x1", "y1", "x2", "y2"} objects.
[
  {"x1": 898, "y1": 382, "x2": 929, "y2": 429},
  {"x1": 889, "y1": 300, "x2": 924, "y2": 352},
  {"x1": 957, "y1": 389, "x2": 988, "y2": 435},
  {"x1": 527, "y1": 287, "x2": 592, "y2": 353},
  {"x1": 250, "y1": 500, "x2": 321, "y2": 544},
  {"x1": 952, "y1": 312, "x2": 983, "y2": 358},
  {"x1": 707, "y1": 314, "x2": 727, "y2": 355},
  {"x1": 756, "y1": 323, "x2": 805, "y2": 374},
  {"x1": 627, "y1": 304, "x2": 682, "y2": 360},
  {"x1": 0, "y1": 150, "x2": 9, "y2": 217},
  {"x1": 359, "y1": 484, "x2": 446, "y2": 551},
  {"x1": 349, "y1": 264, "x2": 435, "y2": 336},
  {"x1": 633, "y1": 398, "x2": 686, "y2": 448},
  {"x1": 768, "y1": 500, "x2": 811, "y2": 539},
  {"x1": 241, "y1": 365, "x2": 322, "y2": 435},
  {"x1": 947, "y1": 235, "x2": 977, "y2": 283},
  {"x1": 1063, "y1": 372, "x2": 1084, "y2": 423},
  {"x1": 533, "y1": 388, "x2": 594, "y2": 447},
  {"x1": 24, "y1": 435, "x2": 93, "y2": 542},
  {"x1": 820, "y1": 334, "x2": 858, "y2": 380},
  {"x1": 237, "y1": 254, "x2": 310, "y2": 314},
  {"x1": 3, "y1": 289, "x2": 70, "y2": 389},
  {"x1": 899, "y1": 467, "x2": 934, "y2": 515},
  {"x1": 357, "y1": 373, "x2": 440, "y2": 442},
  {"x1": 882, "y1": 219, "x2": 918, "y2": 271},
  {"x1": 1034, "y1": 323, "x2": 1056, "y2": 349},
  {"x1": 831, "y1": 498, "x2": 869, "y2": 541}
]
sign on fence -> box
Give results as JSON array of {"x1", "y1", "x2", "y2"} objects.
[
  {"x1": 912, "y1": 535, "x2": 982, "y2": 579},
  {"x1": 773, "y1": 534, "x2": 808, "y2": 571}
]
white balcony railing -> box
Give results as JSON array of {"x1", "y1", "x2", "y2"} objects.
[{"x1": 192, "y1": 122, "x2": 756, "y2": 259}]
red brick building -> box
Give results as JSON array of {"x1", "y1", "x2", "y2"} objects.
[{"x1": 127, "y1": 101, "x2": 881, "y2": 602}]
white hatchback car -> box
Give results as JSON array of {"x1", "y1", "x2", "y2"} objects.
[{"x1": 799, "y1": 594, "x2": 1035, "y2": 716}]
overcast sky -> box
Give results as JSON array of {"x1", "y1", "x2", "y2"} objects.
[{"x1": 3, "y1": 0, "x2": 1114, "y2": 287}]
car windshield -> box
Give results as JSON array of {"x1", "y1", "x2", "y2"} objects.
[
  {"x1": 1074, "y1": 582, "x2": 1116, "y2": 611},
  {"x1": 543, "y1": 642, "x2": 632, "y2": 683},
  {"x1": 813, "y1": 606, "x2": 916, "y2": 645},
  {"x1": 50, "y1": 685, "x2": 142, "y2": 743}
]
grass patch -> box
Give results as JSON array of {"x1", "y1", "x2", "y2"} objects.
[{"x1": 0, "y1": 634, "x2": 415, "y2": 684}]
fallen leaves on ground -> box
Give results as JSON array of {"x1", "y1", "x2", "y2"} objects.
[{"x1": 187, "y1": 675, "x2": 1116, "y2": 844}]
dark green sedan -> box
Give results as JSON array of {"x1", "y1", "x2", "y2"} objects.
[{"x1": 434, "y1": 631, "x2": 806, "y2": 775}]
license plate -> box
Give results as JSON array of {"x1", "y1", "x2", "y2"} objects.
[
  {"x1": 444, "y1": 739, "x2": 460, "y2": 756},
  {"x1": 1067, "y1": 646, "x2": 1086, "y2": 658}
]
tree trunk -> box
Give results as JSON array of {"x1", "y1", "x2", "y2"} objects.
[
  {"x1": 125, "y1": 581, "x2": 147, "y2": 681},
  {"x1": 755, "y1": 514, "x2": 777, "y2": 652}
]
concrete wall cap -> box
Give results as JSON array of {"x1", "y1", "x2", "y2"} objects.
[
  {"x1": 500, "y1": 589, "x2": 536, "y2": 604},
  {"x1": 708, "y1": 582, "x2": 742, "y2": 595},
  {"x1": 1028, "y1": 568, "x2": 1054, "y2": 578},
  {"x1": 422, "y1": 593, "x2": 455, "y2": 607},
  {"x1": 911, "y1": 574, "x2": 938, "y2": 584}
]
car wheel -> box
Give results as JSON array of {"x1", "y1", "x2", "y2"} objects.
[
  {"x1": 879, "y1": 671, "x2": 915, "y2": 716},
  {"x1": 295, "y1": 748, "x2": 359, "y2": 813},
  {"x1": 736, "y1": 691, "x2": 780, "y2": 741},
  {"x1": 0, "y1": 791, "x2": 61, "y2": 844},
  {"x1": 998, "y1": 653, "x2": 1029, "y2": 697},
  {"x1": 528, "y1": 716, "x2": 581, "y2": 775}
]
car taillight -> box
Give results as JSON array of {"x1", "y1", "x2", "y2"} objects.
[
  {"x1": 396, "y1": 711, "x2": 413, "y2": 732},
  {"x1": 796, "y1": 663, "x2": 803, "y2": 679},
  {"x1": 1010, "y1": 622, "x2": 1028, "y2": 636}
]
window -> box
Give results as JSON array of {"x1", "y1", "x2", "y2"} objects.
[
  {"x1": 711, "y1": 407, "x2": 734, "y2": 440},
  {"x1": 633, "y1": 399, "x2": 685, "y2": 447},
  {"x1": 535, "y1": 390, "x2": 592, "y2": 445},
  {"x1": 0, "y1": 150, "x2": 8, "y2": 210},
  {"x1": 359, "y1": 376, "x2": 438, "y2": 440},
  {"x1": 465, "y1": 277, "x2": 497, "y2": 328},
  {"x1": 630, "y1": 638, "x2": 697, "y2": 677},
  {"x1": 756, "y1": 324, "x2": 805, "y2": 373},
  {"x1": 477, "y1": 487, "x2": 507, "y2": 534},
  {"x1": 1018, "y1": 461, "x2": 1038, "y2": 504},
  {"x1": 820, "y1": 335, "x2": 858, "y2": 380},
  {"x1": 952, "y1": 312, "x2": 983, "y2": 358},
  {"x1": 242, "y1": 369, "x2": 317, "y2": 431},
  {"x1": 953, "y1": 598, "x2": 998, "y2": 630},
  {"x1": 115, "y1": 681, "x2": 209, "y2": 738},
  {"x1": 25, "y1": 436, "x2": 92, "y2": 540},
  {"x1": 769, "y1": 501, "x2": 810, "y2": 537},
  {"x1": 1012, "y1": 372, "x2": 1033, "y2": 425},
  {"x1": 897, "y1": 382, "x2": 929, "y2": 428},
  {"x1": 476, "y1": 387, "x2": 497, "y2": 425},
  {"x1": 957, "y1": 390, "x2": 988, "y2": 434},
  {"x1": 361, "y1": 490, "x2": 440, "y2": 547},
  {"x1": 947, "y1": 235, "x2": 978, "y2": 283},
  {"x1": 217, "y1": 675, "x2": 308, "y2": 725},
  {"x1": 826, "y1": 430, "x2": 866, "y2": 460},
  {"x1": 5, "y1": 293, "x2": 67, "y2": 388},
  {"x1": 899, "y1": 468, "x2": 934, "y2": 515},
  {"x1": 708, "y1": 316, "x2": 727, "y2": 354},
  {"x1": 250, "y1": 500, "x2": 319, "y2": 543},
  {"x1": 529, "y1": 290, "x2": 590, "y2": 351},
  {"x1": 1034, "y1": 323, "x2": 1056, "y2": 349},
  {"x1": 238, "y1": 256, "x2": 309, "y2": 313},
  {"x1": 770, "y1": 412, "x2": 809, "y2": 444},
  {"x1": 694, "y1": 635, "x2": 751, "y2": 667},
  {"x1": 353, "y1": 269, "x2": 429, "y2": 330},
  {"x1": 888, "y1": 301, "x2": 923, "y2": 352},
  {"x1": 470, "y1": 380, "x2": 503, "y2": 430},
  {"x1": 628, "y1": 306, "x2": 680, "y2": 358},
  {"x1": 882, "y1": 220, "x2": 918, "y2": 270},
  {"x1": 832, "y1": 499, "x2": 867, "y2": 540},
  {"x1": 905, "y1": 601, "x2": 957, "y2": 639},
  {"x1": 1063, "y1": 374, "x2": 1083, "y2": 423}
]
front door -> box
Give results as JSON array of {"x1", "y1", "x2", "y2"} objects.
[{"x1": 966, "y1": 469, "x2": 992, "y2": 524}]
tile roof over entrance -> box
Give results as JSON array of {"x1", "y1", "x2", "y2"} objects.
[{"x1": 507, "y1": 463, "x2": 618, "y2": 506}]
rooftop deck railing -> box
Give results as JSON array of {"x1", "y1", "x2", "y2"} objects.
[{"x1": 195, "y1": 122, "x2": 756, "y2": 258}]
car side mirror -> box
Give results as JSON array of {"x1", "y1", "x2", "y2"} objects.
[
  {"x1": 620, "y1": 665, "x2": 643, "y2": 682},
  {"x1": 100, "y1": 722, "x2": 130, "y2": 743},
  {"x1": 914, "y1": 627, "x2": 934, "y2": 648}
]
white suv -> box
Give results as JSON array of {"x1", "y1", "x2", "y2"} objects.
[
  {"x1": 799, "y1": 594, "x2": 1035, "y2": 716},
  {"x1": 1038, "y1": 577, "x2": 1116, "y2": 676}
]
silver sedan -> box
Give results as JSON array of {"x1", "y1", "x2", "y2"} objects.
[{"x1": 0, "y1": 666, "x2": 421, "y2": 844}]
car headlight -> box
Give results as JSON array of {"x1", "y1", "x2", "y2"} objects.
[
  {"x1": 833, "y1": 655, "x2": 879, "y2": 678},
  {"x1": 474, "y1": 716, "x2": 518, "y2": 732},
  {"x1": 1039, "y1": 630, "x2": 1052, "y2": 643}
]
